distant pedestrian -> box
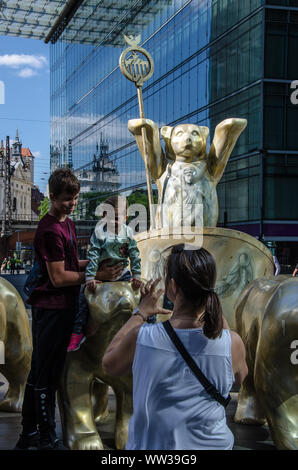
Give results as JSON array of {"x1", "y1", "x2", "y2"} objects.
[
  {"x1": 0, "y1": 258, "x2": 5, "y2": 274},
  {"x1": 292, "y1": 264, "x2": 298, "y2": 277},
  {"x1": 10, "y1": 256, "x2": 16, "y2": 275},
  {"x1": 16, "y1": 258, "x2": 22, "y2": 274}
]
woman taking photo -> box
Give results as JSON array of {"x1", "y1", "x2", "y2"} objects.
[{"x1": 103, "y1": 244, "x2": 248, "y2": 450}]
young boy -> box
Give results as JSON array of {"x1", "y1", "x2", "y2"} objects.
[
  {"x1": 15, "y1": 168, "x2": 87, "y2": 450},
  {"x1": 67, "y1": 195, "x2": 143, "y2": 351}
]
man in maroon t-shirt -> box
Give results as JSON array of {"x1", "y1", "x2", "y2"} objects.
[{"x1": 15, "y1": 168, "x2": 124, "y2": 450}]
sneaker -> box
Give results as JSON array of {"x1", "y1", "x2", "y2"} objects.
[
  {"x1": 67, "y1": 333, "x2": 86, "y2": 352},
  {"x1": 14, "y1": 432, "x2": 39, "y2": 450}
]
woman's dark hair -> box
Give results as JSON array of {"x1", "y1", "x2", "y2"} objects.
[
  {"x1": 49, "y1": 168, "x2": 80, "y2": 198},
  {"x1": 165, "y1": 244, "x2": 223, "y2": 339}
]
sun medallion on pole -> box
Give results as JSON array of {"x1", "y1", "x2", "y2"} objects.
[{"x1": 119, "y1": 34, "x2": 154, "y2": 87}]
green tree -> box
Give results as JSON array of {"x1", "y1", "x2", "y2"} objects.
[
  {"x1": 127, "y1": 190, "x2": 158, "y2": 229},
  {"x1": 38, "y1": 197, "x2": 50, "y2": 220}
]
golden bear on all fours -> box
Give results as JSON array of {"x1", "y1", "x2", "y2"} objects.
[
  {"x1": 234, "y1": 275, "x2": 298, "y2": 450},
  {"x1": 58, "y1": 281, "x2": 140, "y2": 450},
  {"x1": 0, "y1": 276, "x2": 32, "y2": 412},
  {"x1": 128, "y1": 117, "x2": 247, "y2": 228}
]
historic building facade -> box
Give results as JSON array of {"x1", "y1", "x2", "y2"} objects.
[{"x1": 0, "y1": 130, "x2": 37, "y2": 223}]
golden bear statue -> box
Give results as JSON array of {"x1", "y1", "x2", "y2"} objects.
[
  {"x1": 58, "y1": 281, "x2": 140, "y2": 450},
  {"x1": 128, "y1": 117, "x2": 247, "y2": 228},
  {"x1": 234, "y1": 275, "x2": 298, "y2": 450},
  {"x1": 0, "y1": 276, "x2": 32, "y2": 412}
]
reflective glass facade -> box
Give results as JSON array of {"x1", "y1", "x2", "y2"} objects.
[{"x1": 50, "y1": 0, "x2": 298, "y2": 265}]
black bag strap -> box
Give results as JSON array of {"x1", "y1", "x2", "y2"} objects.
[{"x1": 162, "y1": 320, "x2": 231, "y2": 408}]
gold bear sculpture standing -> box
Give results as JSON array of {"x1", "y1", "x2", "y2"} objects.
[
  {"x1": 0, "y1": 277, "x2": 32, "y2": 412},
  {"x1": 128, "y1": 117, "x2": 247, "y2": 228}
]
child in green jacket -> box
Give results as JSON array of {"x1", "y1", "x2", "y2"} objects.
[{"x1": 67, "y1": 195, "x2": 142, "y2": 351}]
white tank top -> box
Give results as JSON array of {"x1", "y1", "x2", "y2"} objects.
[{"x1": 126, "y1": 322, "x2": 234, "y2": 450}]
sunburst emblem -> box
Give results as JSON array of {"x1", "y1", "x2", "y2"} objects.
[{"x1": 119, "y1": 34, "x2": 154, "y2": 87}]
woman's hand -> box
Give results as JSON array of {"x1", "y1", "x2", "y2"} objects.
[
  {"x1": 138, "y1": 278, "x2": 173, "y2": 319},
  {"x1": 95, "y1": 260, "x2": 124, "y2": 281}
]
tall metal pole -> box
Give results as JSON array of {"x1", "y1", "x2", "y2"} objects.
[
  {"x1": 136, "y1": 86, "x2": 155, "y2": 229},
  {"x1": 119, "y1": 35, "x2": 155, "y2": 229},
  {"x1": 1, "y1": 136, "x2": 12, "y2": 238}
]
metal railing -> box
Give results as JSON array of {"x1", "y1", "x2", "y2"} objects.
[{"x1": 0, "y1": 214, "x2": 39, "y2": 223}]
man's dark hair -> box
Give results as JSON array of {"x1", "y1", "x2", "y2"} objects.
[
  {"x1": 49, "y1": 168, "x2": 80, "y2": 198},
  {"x1": 165, "y1": 244, "x2": 223, "y2": 339}
]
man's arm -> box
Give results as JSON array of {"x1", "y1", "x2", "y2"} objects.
[
  {"x1": 208, "y1": 118, "x2": 247, "y2": 182},
  {"x1": 95, "y1": 260, "x2": 126, "y2": 282},
  {"x1": 46, "y1": 261, "x2": 85, "y2": 288},
  {"x1": 79, "y1": 259, "x2": 90, "y2": 271},
  {"x1": 41, "y1": 230, "x2": 85, "y2": 288}
]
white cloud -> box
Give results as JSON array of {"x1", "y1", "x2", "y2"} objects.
[
  {"x1": 32, "y1": 150, "x2": 41, "y2": 158},
  {"x1": 18, "y1": 67, "x2": 37, "y2": 78},
  {"x1": 0, "y1": 54, "x2": 48, "y2": 78},
  {"x1": 0, "y1": 54, "x2": 48, "y2": 69}
]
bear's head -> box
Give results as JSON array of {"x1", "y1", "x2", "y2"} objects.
[
  {"x1": 161, "y1": 123, "x2": 209, "y2": 162},
  {"x1": 85, "y1": 282, "x2": 141, "y2": 327}
]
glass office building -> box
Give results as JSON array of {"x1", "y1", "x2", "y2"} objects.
[{"x1": 50, "y1": 0, "x2": 298, "y2": 267}]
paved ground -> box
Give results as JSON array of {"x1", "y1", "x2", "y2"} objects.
[
  {"x1": 0, "y1": 273, "x2": 276, "y2": 451},
  {"x1": 0, "y1": 377, "x2": 275, "y2": 451}
]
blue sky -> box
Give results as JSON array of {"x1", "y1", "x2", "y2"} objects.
[{"x1": 0, "y1": 35, "x2": 50, "y2": 194}]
